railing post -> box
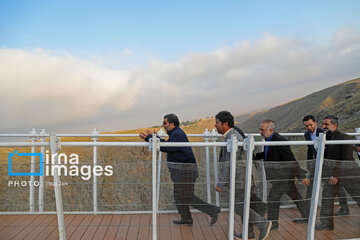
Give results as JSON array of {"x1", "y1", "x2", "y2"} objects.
[
  {"x1": 261, "y1": 138, "x2": 267, "y2": 203},
  {"x1": 242, "y1": 135, "x2": 255, "y2": 240},
  {"x1": 150, "y1": 133, "x2": 160, "y2": 240},
  {"x1": 91, "y1": 128, "x2": 99, "y2": 213},
  {"x1": 212, "y1": 128, "x2": 220, "y2": 207},
  {"x1": 156, "y1": 129, "x2": 165, "y2": 211},
  {"x1": 29, "y1": 128, "x2": 37, "y2": 212},
  {"x1": 39, "y1": 129, "x2": 46, "y2": 212},
  {"x1": 49, "y1": 133, "x2": 66, "y2": 240},
  {"x1": 307, "y1": 133, "x2": 326, "y2": 240},
  {"x1": 228, "y1": 135, "x2": 238, "y2": 240},
  {"x1": 204, "y1": 129, "x2": 211, "y2": 203}
]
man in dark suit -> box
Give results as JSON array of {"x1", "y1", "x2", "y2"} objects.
[
  {"x1": 300, "y1": 115, "x2": 349, "y2": 221},
  {"x1": 315, "y1": 116, "x2": 360, "y2": 230},
  {"x1": 139, "y1": 114, "x2": 220, "y2": 226},
  {"x1": 255, "y1": 119, "x2": 306, "y2": 230}
]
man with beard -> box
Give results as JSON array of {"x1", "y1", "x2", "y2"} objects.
[
  {"x1": 139, "y1": 113, "x2": 220, "y2": 226},
  {"x1": 315, "y1": 116, "x2": 360, "y2": 230}
]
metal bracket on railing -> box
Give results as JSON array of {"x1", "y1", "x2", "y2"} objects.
[
  {"x1": 314, "y1": 135, "x2": 321, "y2": 150},
  {"x1": 203, "y1": 129, "x2": 210, "y2": 141},
  {"x1": 56, "y1": 137, "x2": 62, "y2": 151},
  {"x1": 243, "y1": 137, "x2": 249, "y2": 151},
  {"x1": 39, "y1": 129, "x2": 47, "y2": 141},
  {"x1": 91, "y1": 128, "x2": 99, "y2": 142},
  {"x1": 211, "y1": 128, "x2": 218, "y2": 141},
  {"x1": 149, "y1": 136, "x2": 160, "y2": 151},
  {"x1": 29, "y1": 128, "x2": 37, "y2": 141},
  {"x1": 157, "y1": 129, "x2": 165, "y2": 139}
]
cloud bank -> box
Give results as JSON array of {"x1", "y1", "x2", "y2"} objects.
[{"x1": 0, "y1": 28, "x2": 359, "y2": 133}]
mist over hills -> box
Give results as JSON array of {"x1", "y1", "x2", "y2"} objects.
[{"x1": 236, "y1": 78, "x2": 360, "y2": 133}]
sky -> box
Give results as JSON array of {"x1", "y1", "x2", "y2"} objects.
[{"x1": 0, "y1": 0, "x2": 359, "y2": 133}]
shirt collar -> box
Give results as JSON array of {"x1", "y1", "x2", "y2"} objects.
[
  {"x1": 223, "y1": 128, "x2": 233, "y2": 138},
  {"x1": 265, "y1": 132, "x2": 274, "y2": 141}
]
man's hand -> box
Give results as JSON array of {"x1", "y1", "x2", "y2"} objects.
[
  {"x1": 329, "y1": 176, "x2": 338, "y2": 185},
  {"x1": 215, "y1": 186, "x2": 222, "y2": 192},
  {"x1": 139, "y1": 129, "x2": 156, "y2": 140},
  {"x1": 302, "y1": 178, "x2": 310, "y2": 186}
]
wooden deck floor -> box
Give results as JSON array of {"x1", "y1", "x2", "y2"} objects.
[{"x1": 0, "y1": 206, "x2": 359, "y2": 240}]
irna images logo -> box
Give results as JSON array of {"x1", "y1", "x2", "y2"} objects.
[{"x1": 8, "y1": 150, "x2": 113, "y2": 180}]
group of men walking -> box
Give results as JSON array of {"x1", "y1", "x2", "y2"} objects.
[{"x1": 139, "y1": 111, "x2": 360, "y2": 240}]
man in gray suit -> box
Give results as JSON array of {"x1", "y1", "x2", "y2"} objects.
[{"x1": 214, "y1": 111, "x2": 271, "y2": 240}]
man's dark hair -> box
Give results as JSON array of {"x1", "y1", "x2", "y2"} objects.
[
  {"x1": 323, "y1": 115, "x2": 338, "y2": 126},
  {"x1": 215, "y1": 111, "x2": 234, "y2": 128},
  {"x1": 261, "y1": 119, "x2": 275, "y2": 131},
  {"x1": 164, "y1": 113, "x2": 180, "y2": 127},
  {"x1": 303, "y1": 115, "x2": 316, "y2": 122}
]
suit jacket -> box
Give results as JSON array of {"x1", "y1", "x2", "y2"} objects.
[
  {"x1": 145, "y1": 126, "x2": 198, "y2": 182},
  {"x1": 216, "y1": 128, "x2": 259, "y2": 191},
  {"x1": 255, "y1": 132, "x2": 305, "y2": 180},
  {"x1": 304, "y1": 127, "x2": 324, "y2": 159},
  {"x1": 323, "y1": 130, "x2": 354, "y2": 178},
  {"x1": 304, "y1": 127, "x2": 324, "y2": 179}
]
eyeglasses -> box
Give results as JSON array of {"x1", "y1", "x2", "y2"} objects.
[{"x1": 259, "y1": 128, "x2": 265, "y2": 131}]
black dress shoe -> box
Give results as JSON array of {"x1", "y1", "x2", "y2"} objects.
[
  {"x1": 293, "y1": 218, "x2": 308, "y2": 224},
  {"x1": 210, "y1": 207, "x2": 220, "y2": 226},
  {"x1": 315, "y1": 223, "x2": 334, "y2": 230},
  {"x1": 173, "y1": 219, "x2": 193, "y2": 226},
  {"x1": 335, "y1": 208, "x2": 350, "y2": 216},
  {"x1": 233, "y1": 231, "x2": 255, "y2": 240}
]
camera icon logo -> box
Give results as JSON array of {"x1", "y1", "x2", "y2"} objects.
[{"x1": 8, "y1": 150, "x2": 43, "y2": 176}]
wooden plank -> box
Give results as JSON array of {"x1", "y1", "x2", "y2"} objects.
[
  {"x1": 190, "y1": 213, "x2": 205, "y2": 240},
  {"x1": 216, "y1": 212, "x2": 229, "y2": 239},
  {"x1": 158, "y1": 213, "x2": 170, "y2": 240},
  {"x1": 0, "y1": 215, "x2": 35, "y2": 239},
  {"x1": 66, "y1": 215, "x2": 85, "y2": 239},
  {"x1": 92, "y1": 215, "x2": 112, "y2": 240},
  {"x1": 103, "y1": 215, "x2": 122, "y2": 240},
  {"x1": 68, "y1": 215, "x2": 94, "y2": 240},
  {"x1": 115, "y1": 214, "x2": 131, "y2": 240},
  {"x1": 195, "y1": 213, "x2": 216, "y2": 240},
  {"x1": 34, "y1": 215, "x2": 58, "y2": 240},
  {"x1": 137, "y1": 214, "x2": 150, "y2": 240},
  {"x1": 22, "y1": 215, "x2": 57, "y2": 240},
  {"x1": 126, "y1": 215, "x2": 141, "y2": 240},
  {"x1": 46, "y1": 214, "x2": 76, "y2": 240},
  {"x1": 11, "y1": 215, "x2": 47, "y2": 240},
  {"x1": 80, "y1": 215, "x2": 103, "y2": 240},
  {"x1": 168, "y1": 213, "x2": 183, "y2": 240}
]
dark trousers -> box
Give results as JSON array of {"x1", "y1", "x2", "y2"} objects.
[
  {"x1": 320, "y1": 181, "x2": 339, "y2": 226},
  {"x1": 268, "y1": 180, "x2": 305, "y2": 223},
  {"x1": 303, "y1": 182, "x2": 349, "y2": 218},
  {"x1": 235, "y1": 190, "x2": 268, "y2": 232},
  {"x1": 173, "y1": 179, "x2": 216, "y2": 220}
]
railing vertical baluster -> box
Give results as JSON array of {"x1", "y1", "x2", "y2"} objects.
[
  {"x1": 204, "y1": 129, "x2": 212, "y2": 203},
  {"x1": 151, "y1": 133, "x2": 159, "y2": 240},
  {"x1": 228, "y1": 135, "x2": 238, "y2": 240},
  {"x1": 212, "y1": 128, "x2": 220, "y2": 207},
  {"x1": 242, "y1": 135, "x2": 255, "y2": 240},
  {"x1": 307, "y1": 133, "x2": 326, "y2": 240},
  {"x1": 156, "y1": 129, "x2": 164, "y2": 211},
  {"x1": 39, "y1": 129, "x2": 46, "y2": 212},
  {"x1": 91, "y1": 128, "x2": 99, "y2": 213},
  {"x1": 29, "y1": 128, "x2": 37, "y2": 212},
  {"x1": 50, "y1": 133, "x2": 66, "y2": 240}
]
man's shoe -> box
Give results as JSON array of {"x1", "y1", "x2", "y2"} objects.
[
  {"x1": 210, "y1": 207, "x2": 220, "y2": 226},
  {"x1": 233, "y1": 232, "x2": 255, "y2": 240},
  {"x1": 315, "y1": 223, "x2": 334, "y2": 230},
  {"x1": 270, "y1": 222, "x2": 278, "y2": 230},
  {"x1": 293, "y1": 218, "x2": 308, "y2": 224},
  {"x1": 173, "y1": 219, "x2": 193, "y2": 226},
  {"x1": 335, "y1": 208, "x2": 350, "y2": 216},
  {"x1": 259, "y1": 221, "x2": 272, "y2": 240}
]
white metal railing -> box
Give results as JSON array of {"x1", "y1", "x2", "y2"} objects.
[{"x1": 1, "y1": 128, "x2": 360, "y2": 240}]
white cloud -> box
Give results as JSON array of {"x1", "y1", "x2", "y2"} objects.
[{"x1": 0, "y1": 27, "x2": 359, "y2": 133}]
